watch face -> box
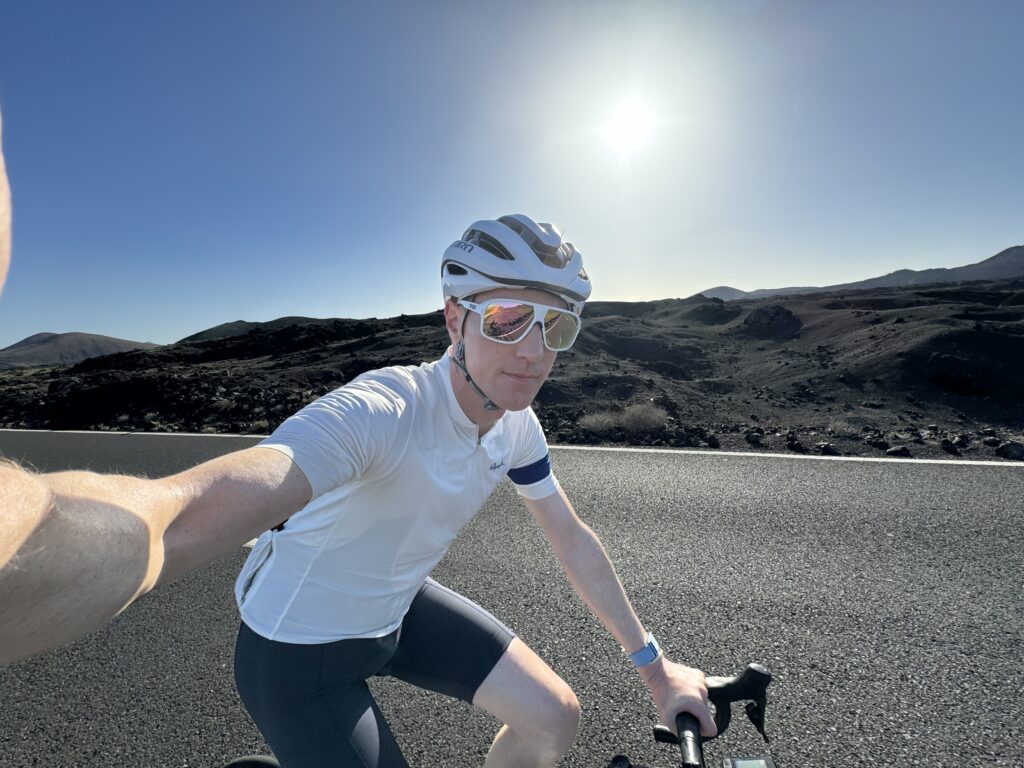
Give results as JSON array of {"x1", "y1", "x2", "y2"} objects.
[{"x1": 631, "y1": 635, "x2": 659, "y2": 665}]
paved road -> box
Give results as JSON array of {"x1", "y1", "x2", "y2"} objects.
[{"x1": 2, "y1": 431, "x2": 1022, "y2": 767}]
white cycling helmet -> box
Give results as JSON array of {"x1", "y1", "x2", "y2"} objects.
[{"x1": 441, "y1": 214, "x2": 592, "y2": 313}]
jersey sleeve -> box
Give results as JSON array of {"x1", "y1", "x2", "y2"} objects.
[
  {"x1": 258, "y1": 377, "x2": 408, "y2": 501},
  {"x1": 506, "y1": 406, "x2": 560, "y2": 501}
]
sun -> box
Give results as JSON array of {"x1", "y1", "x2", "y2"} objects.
[{"x1": 600, "y1": 97, "x2": 657, "y2": 162}]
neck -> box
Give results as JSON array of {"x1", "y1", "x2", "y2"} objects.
[{"x1": 448, "y1": 350, "x2": 505, "y2": 435}]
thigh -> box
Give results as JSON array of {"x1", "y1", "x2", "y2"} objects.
[
  {"x1": 471, "y1": 635, "x2": 580, "y2": 736},
  {"x1": 380, "y1": 577, "x2": 516, "y2": 703},
  {"x1": 234, "y1": 621, "x2": 409, "y2": 768}
]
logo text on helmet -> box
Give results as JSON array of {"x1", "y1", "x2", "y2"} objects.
[{"x1": 451, "y1": 240, "x2": 475, "y2": 253}]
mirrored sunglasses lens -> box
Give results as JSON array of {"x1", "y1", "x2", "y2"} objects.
[
  {"x1": 482, "y1": 301, "x2": 535, "y2": 342},
  {"x1": 542, "y1": 309, "x2": 580, "y2": 350}
]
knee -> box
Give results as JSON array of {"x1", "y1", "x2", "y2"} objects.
[{"x1": 533, "y1": 687, "x2": 581, "y2": 759}]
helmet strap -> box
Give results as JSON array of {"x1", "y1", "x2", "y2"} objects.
[{"x1": 452, "y1": 315, "x2": 501, "y2": 412}]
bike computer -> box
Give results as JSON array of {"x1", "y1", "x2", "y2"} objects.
[{"x1": 723, "y1": 758, "x2": 777, "y2": 768}]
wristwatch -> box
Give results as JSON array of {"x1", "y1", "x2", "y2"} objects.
[{"x1": 627, "y1": 631, "x2": 661, "y2": 667}]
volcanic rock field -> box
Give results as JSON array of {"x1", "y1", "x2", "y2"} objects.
[{"x1": 2, "y1": 277, "x2": 1023, "y2": 462}]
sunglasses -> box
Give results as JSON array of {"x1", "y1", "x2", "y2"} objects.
[{"x1": 458, "y1": 298, "x2": 582, "y2": 352}]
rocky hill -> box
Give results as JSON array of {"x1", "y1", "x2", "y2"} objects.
[
  {"x1": 178, "y1": 316, "x2": 326, "y2": 343},
  {"x1": 1, "y1": 277, "x2": 1023, "y2": 461},
  {"x1": 0, "y1": 332, "x2": 159, "y2": 370},
  {"x1": 701, "y1": 245, "x2": 1024, "y2": 301}
]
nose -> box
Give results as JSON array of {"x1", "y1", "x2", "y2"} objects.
[{"x1": 516, "y1": 323, "x2": 546, "y2": 360}]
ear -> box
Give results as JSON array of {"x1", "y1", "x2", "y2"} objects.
[{"x1": 443, "y1": 298, "x2": 463, "y2": 346}]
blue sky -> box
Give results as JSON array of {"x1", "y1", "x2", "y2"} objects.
[{"x1": 0, "y1": 1, "x2": 1021, "y2": 349}]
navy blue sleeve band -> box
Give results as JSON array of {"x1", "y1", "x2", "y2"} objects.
[{"x1": 507, "y1": 453, "x2": 551, "y2": 486}]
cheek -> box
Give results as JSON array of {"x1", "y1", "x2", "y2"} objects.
[{"x1": 467, "y1": 336, "x2": 501, "y2": 373}]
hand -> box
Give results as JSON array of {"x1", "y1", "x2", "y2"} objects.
[{"x1": 638, "y1": 656, "x2": 718, "y2": 739}]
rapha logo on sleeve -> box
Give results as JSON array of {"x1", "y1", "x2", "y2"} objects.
[{"x1": 489, "y1": 461, "x2": 506, "y2": 472}]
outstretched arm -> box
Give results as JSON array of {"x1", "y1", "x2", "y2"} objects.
[
  {"x1": 0, "y1": 105, "x2": 168, "y2": 662},
  {"x1": 0, "y1": 108, "x2": 312, "y2": 664},
  {"x1": 0, "y1": 447, "x2": 310, "y2": 665},
  {"x1": 524, "y1": 486, "x2": 718, "y2": 738}
]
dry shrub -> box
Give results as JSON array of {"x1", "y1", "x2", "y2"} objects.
[
  {"x1": 579, "y1": 411, "x2": 619, "y2": 434},
  {"x1": 620, "y1": 403, "x2": 668, "y2": 435},
  {"x1": 580, "y1": 403, "x2": 669, "y2": 436},
  {"x1": 828, "y1": 418, "x2": 861, "y2": 438}
]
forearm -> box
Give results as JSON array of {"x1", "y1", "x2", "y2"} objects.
[
  {"x1": 553, "y1": 514, "x2": 716, "y2": 736},
  {"x1": 0, "y1": 462, "x2": 175, "y2": 665},
  {"x1": 555, "y1": 520, "x2": 650, "y2": 657},
  {"x1": 158, "y1": 446, "x2": 310, "y2": 584}
]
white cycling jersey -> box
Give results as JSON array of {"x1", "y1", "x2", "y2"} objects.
[{"x1": 234, "y1": 352, "x2": 559, "y2": 644}]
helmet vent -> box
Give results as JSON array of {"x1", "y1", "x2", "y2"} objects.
[
  {"x1": 500, "y1": 215, "x2": 552, "y2": 256},
  {"x1": 467, "y1": 230, "x2": 516, "y2": 261},
  {"x1": 498, "y1": 215, "x2": 573, "y2": 268},
  {"x1": 537, "y1": 248, "x2": 571, "y2": 269},
  {"x1": 445, "y1": 263, "x2": 468, "y2": 276}
]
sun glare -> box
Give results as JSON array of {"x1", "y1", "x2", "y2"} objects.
[{"x1": 601, "y1": 97, "x2": 657, "y2": 162}]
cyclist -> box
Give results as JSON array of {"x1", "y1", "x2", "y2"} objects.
[
  {"x1": 229, "y1": 214, "x2": 717, "y2": 767},
  {"x1": 0, "y1": 111, "x2": 716, "y2": 764}
]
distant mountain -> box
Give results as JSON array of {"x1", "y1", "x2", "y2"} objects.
[
  {"x1": 0, "y1": 332, "x2": 160, "y2": 369},
  {"x1": 695, "y1": 286, "x2": 763, "y2": 302},
  {"x1": 178, "y1": 316, "x2": 324, "y2": 343},
  {"x1": 698, "y1": 245, "x2": 1024, "y2": 301}
]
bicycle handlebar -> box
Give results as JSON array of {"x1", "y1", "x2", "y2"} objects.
[
  {"x1": 651, "y1": 662, "x2": 772, "y2": 768},
  {"x1": 672, "y1": 712, "x2": 704, "y2": 767}
]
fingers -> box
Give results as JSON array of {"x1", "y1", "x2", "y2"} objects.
[
  {"x1": 646, "y1": 660, "x2": 719, "y2": 738},
  {"x1": 669, "y1": 699, "x2": 717, "y2": 739},
  {"x1": 696, "y1": 699, "x2": 718, "y2": 738},
  {"x1": 686, "y1": 669, "x2": 717, "y2": 737},
  {"x1": 697, "y1": 685, "x2": 718, "y2": 738},
  {"x1": 666, "y1": 690, "x2": 717, "y2": 738}
]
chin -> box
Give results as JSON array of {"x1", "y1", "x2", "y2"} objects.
[
  {"x1": 496, "y1": 398, "x2": 533, "y2": 412},
  {"x1": 492, "y1": 384, "x2": 542, "y2": 412}
]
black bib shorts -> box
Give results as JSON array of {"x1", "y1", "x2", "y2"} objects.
[{"x1": 233, "y1": 577, "x2": 516, "y2": 768}]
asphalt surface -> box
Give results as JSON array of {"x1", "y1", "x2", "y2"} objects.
[{"x1": 1, "y1": 430, "x2": 1022, "y2": 768}]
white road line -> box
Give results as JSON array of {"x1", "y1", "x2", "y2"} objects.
[
  {"x1": 0, "y1": 428, "x2": 259, "y2": 438},
  {"x1": 230, "y1": 446, "x2": 1019, "y2": 551},
  {"x1": 552, "y1": 444, "x2": 1023, "y2": 466},
  {"x1": 3, "y1": 428, "x2": 1021, "y2": 466}
]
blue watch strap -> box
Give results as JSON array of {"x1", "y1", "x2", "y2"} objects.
[{"x1": 628, "y1": 631, "x2": 661, "y2": 667}]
